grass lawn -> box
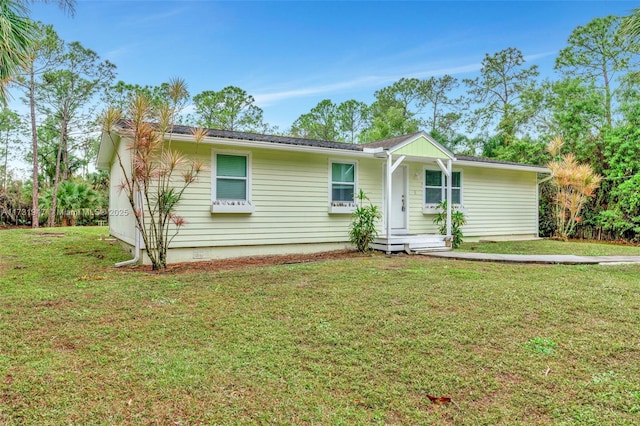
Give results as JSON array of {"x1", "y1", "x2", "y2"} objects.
[
  {"x1": 459, "y1": 239, "x2": 640, "y2": 257},
  {"x1": 1, "y1": 227, "x2": 640, "y2": 425}
]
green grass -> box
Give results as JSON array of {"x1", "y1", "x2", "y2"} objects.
[
  {"x1": 2, "y1": 227, "x2": 640, "y2": 425},
  {"x1": 459, "y1": 239, "x2": 640, "y2": 256}
]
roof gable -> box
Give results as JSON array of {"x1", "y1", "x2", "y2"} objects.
[{"x1": 362, "y1": 131, "x2": 454, "y2": 160}]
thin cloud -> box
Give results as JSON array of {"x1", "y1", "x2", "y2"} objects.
[
  {"x1": 122, "y1": 8, "x2": 185, "y2": 26},
  {"x1": 525, "y1": 51, "x2": 558, "y2": 62},
  {"x1": 103, "y1": 44, "x2": 140, "y2": 62},
  {"x1": 253, "y1": 50, "x2": 556, "y2": 106},
  {"x1": 253, "y1": 63, "x2": 481, "y2": 105}
]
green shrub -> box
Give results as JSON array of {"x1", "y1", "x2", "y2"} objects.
[
  {"x1": 433, "y1": 200, "x2": 466, "y2": 249},
  {"x1": 349, "y1": 189, "x2": 381, "y2": 252}
]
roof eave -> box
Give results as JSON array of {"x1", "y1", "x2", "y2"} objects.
[
  {"x1": 96, "y1": 131, "x2": 118, "y2": 170},
  {"x1": 455, "y1": 158, "x2": 550, "y2": 173},
  {"x1": 166, "y1": 132, "x2": 370, "y2": 157}
]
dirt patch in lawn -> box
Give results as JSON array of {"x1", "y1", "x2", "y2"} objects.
[{"x1": 142, "y1": 249, "x2": 385, "y2": 274}]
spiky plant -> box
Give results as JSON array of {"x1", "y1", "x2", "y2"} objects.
[
  {"x1": 102, "y1": 78, "x2": 205, "y2": 270},
  {"x1": 547, "y1": 136, "x2": 602, "y2": 240}
]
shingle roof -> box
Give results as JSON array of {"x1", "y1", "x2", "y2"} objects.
[
  {"x1": 169, "y1": 124, "x2": 364, "y2": 151},
  {"x1": 359, "y1": 131, "x2": 424, "y2": 149},
  {"x1": 114, "y1": 121, "x2": 546, "y2": 170},
  {"x1": 455, "y1": 154, "x2": 547, "y2": 170}
]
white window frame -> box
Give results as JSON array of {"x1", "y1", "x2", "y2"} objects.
[
  {"x1": 211, "y1": 149, "x2": 254, "y2": 213},
  {"x1": 422, "y1": 167, "x2": 463, "y2": 214},
  {"x1": 328, "y1": 159, "x2": 358, "y2": 214}
]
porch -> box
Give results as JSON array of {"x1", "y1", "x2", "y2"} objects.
[
  {"x1": 364, "y1": 133, "x2": 456, "y2": 256},
  {"x1": 372, "y1": 234, "x2": 450, "y2": 254}
]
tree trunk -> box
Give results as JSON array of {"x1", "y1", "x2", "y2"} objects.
[
  {"x1": 2, "y1": 128, "x2": 8, "y2": 192},
  {"x1": 48, "y1": 122, "x2": 66, "y2": 227},
  {"x1": 29, "y1": 72, "x2": 39, "y2": 228},
  {"x1": 61, "y1": 128, "x2": 69, "y2": 180}
]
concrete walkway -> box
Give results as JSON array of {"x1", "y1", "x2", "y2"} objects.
[{"x1": 422, "y1": 251, "x2": 640, "y2": 265}]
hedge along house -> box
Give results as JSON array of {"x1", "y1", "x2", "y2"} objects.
[{"x1": 97, "y1": 125, "x2": 549, "y2": 265}]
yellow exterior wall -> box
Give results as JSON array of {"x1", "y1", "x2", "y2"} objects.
[
  {"x1": 394, "y1": 135, "x2": 451, "y2": 159},
  {"x1": 107, "y1": 136, "x2": 540, "y2": 261},
  {"x1": 167, "y1": 142, "x2": 385, "y2": 249},
  {"x1": 460, "y1": 166, "x2": 539, "y2": 237},
  {"x1": 390, "y1": 161, "x2": 539, "y2": 238}
]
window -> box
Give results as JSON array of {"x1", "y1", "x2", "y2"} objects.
[
  {"x1": 212, "y1": 151, "x2": 253, "y2": 213},
  {"x1": 331, "y1": 162, "x2": 356, "y2": 203},
  {"x1": 424, "y1": 169, "x2": 462, "y2": 206},
  {"x1": 328, "y1": 161, "x2": 357, "y2": 213}
]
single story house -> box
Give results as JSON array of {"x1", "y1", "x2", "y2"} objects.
[{"x1": 97, "y1": 125, "x2": 549, "y2": 265}]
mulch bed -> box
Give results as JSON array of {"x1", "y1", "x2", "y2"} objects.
[{"x1": 141, "y1": 249, "x2": 388, "y2": 274}]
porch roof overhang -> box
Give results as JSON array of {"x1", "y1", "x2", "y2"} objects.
[{"x1": 363, "y1": 131, "x2": 456, "y2": 161}]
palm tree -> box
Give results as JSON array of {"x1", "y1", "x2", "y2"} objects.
[
  {"x1": 40, "y1": 180, "x2": 97, "y2": 226},
  {"x1": 620, "y1": 7, "x2": 640, "y2": 39},
  {"x1": 0, "y1": 0, "x2": 34, "y2": 106},
  {"x1": 0, "y1": 0, "x2": 75, "y2": 107}
]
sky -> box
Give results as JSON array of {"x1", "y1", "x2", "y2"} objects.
[{"x1": 20, "y1": 0, "x2": 640, "y2": 131}]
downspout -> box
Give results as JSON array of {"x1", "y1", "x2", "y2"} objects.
[
  {"x1": 386, "y1": 150, "x2": 392, "y2": 254},
  {"x1": 115, "y1": 190, "x2": 142, "y2": 267}
]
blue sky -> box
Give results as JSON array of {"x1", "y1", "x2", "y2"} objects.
[{"x1": 26, "y1": 0, "x2": 639, "y2": 131}]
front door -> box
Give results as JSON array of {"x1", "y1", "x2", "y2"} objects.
[{"x1": 390, "y1": 165, "x2": 408, "y2": 232}]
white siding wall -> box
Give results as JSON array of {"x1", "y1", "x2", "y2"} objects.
[{"x1": 108, "y1": 137, "x2": 136, "y2": 245}]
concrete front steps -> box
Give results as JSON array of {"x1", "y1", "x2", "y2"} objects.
[{"x1": 372, "y1": 234, "x2": 450, "y2": 254}]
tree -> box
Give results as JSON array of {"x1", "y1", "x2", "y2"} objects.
[
  {"x1": 0, "y1": 0, "x2": 34, "y2": 106},
  {"x1": 14, "y1": 22, "x2": 63, "y2": 228},
  {"x1": 464, "y1": 47, "x2": 539, "y2": 144},
  {"x1": 291, "y1": 99, "x2": 370, "y2": 143},
  {"x1": 35, "y1": 41, "x2": 116, "y2": 226},
  {"x1": 555, "y1": 15, "x2": 637, "y2": 127},
  {"x1": 193, "y1": 86, "x2": 265, "y2": 132},
  {"x1": 360, "y1": 106, "x2": 420, "y2": 142},
  {"x1": 523, "y1": 77, "x2": 605, "y2": 169},
  {"x1": 374, "y1": 78, "x2": 423, "y2": 120},
  {"x1": 102, "y1": 78, "x2": 205, "y2": 270},
  {"x1": 39, "y1": 179, "x2": 97, "y2": 226},
  {"x1": 106, "y1": 80, "x2": 182, "y2": 111},
  {"x1": 420, "y1": 75, "x2": 462, "y2": 139},
  {"x1": 547, "y1": 136, "x2": 602, "y2": 240},
  {"x1": 0, "y1": 0, "x2": 75, "y2": 106},
  {"x1": 336, "y1": 99, "x2": 370, "y2": 143},
  {"x1": 291, "y1": 99, "x2": 340, "y2": 141},
  {"x1": 620, "y1": 7, "x2": 640, "y2": 40},
  {"x1": 0, "y1": 108, "x2": 21, "y2": 192}
]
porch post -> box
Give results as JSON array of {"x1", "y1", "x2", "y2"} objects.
[
  {"x1": 446, "y1": 159, "x2": 452, "y2": 239},
  {"x1": 386, "y1": 151, "x2": 392, "y2": 254}
]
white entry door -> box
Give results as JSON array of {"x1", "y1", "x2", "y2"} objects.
[{"x1": 390, "y1": 165, "x2": 408, "y2": 232}]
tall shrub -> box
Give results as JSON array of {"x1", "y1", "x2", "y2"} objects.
[
  {"x1": 349, "y1": 189, "x2": 381, "y2": 252},
  {"x1": 433, "y1": 200, "x2": 466, "y2": 248},
  {"x1": 102, "y1": 78, "x2": 204, "y2": 270},
  {"x1": 547, "y1": 136, "x2": 602, "y2": 241}
]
